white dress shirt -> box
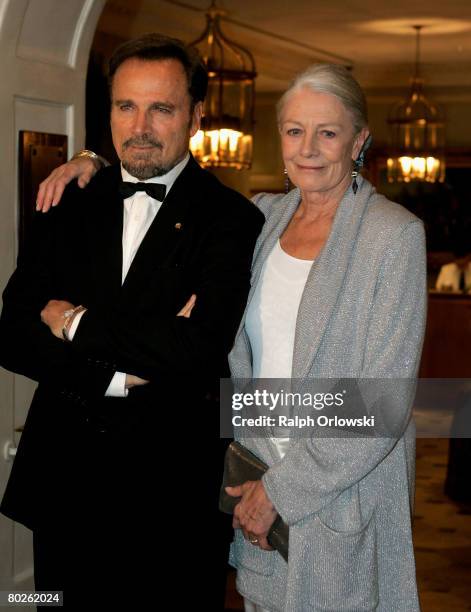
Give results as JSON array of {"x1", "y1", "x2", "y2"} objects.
[{"x1": 68, "y1": 153, "x2": 190, "y2": 396}]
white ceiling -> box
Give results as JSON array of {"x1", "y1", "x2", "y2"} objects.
[{"x1": 97, "y1": 0, "x2": 471, "y2": 92}]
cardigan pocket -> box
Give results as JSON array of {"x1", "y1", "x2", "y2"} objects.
[
  {"x1": 229, "y1": 529, "x2": 275, "y2": 576},
  {"x1": 296, "y1": 513, "x2": 378, "y2": 611}
]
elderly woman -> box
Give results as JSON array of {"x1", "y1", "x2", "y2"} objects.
[
  {"x1": 223, "y1": 64, "x2": 426, "y2": 612},
  {"x1": 36, "y1": 64, "x2": 426, "y2": 611}
]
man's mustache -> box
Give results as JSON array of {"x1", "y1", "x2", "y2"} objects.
[{"x1": 123, "y1": 136, "x2": 163, "y2": 150}]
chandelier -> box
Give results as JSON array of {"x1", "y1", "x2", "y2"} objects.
[
  {"x1": 188, "y1": 1, "x2": 256, "y2": 170},
  {"x1": 387, "y1": 25, "x2": 445, "y2": 183}
]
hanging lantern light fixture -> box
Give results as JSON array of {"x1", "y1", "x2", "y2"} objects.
[
  {"x1": 188, "y1": 1, "x2": 257, "y2": 170},
  {"x1": 387, "y1": 25, "x2": 445, "y2": 183}
]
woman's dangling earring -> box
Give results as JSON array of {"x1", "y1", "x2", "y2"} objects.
[
  {"x1": 351, "y1": 150, "x2": 366, "y2": 195},
  {"x1": 284, "y1": 168, "x2": 290, "y2": 194},
  {"x1": 352, "y1": 134, "x2": 372, "y2": 195},
  {"x1": 351, "y1": 164, "x2": 360, "y2": 195}
]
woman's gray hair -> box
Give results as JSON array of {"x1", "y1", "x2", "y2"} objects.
[{"x1": 277, "y1": 64, "x2": 368, "y2": 134}]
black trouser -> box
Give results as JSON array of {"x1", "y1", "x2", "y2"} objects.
[
  {"x1": 33, "y1": 514, "x2": 233, "y2": 610},
  {"x1": 33, "y1": 438, "x2": 233, "y2": 610}
]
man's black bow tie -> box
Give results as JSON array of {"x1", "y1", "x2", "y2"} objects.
[{"x1": 119, "y1": 181, "x2": 166, "y2": 202}]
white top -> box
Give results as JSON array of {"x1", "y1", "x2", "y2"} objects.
[
  {"x1": 69, "y1": 153, "x2": 190, "y2": 397},
  {"x1": 245, "y1": 240, "x2": 313, "y2": 457}
]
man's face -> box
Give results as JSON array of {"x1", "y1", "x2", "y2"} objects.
[{"x1": 110, "y1": 57, "x2": 202, "y2": 179}]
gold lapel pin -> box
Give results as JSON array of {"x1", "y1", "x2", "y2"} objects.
[{"x1": 174, "y1": 222, "x2": 182, "y2": 230}]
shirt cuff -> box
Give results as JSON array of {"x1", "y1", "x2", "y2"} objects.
[
  {"x1": 105, "y1": 371, "x2": 129, "y2": 397},
  {"x1": 66, "y1": 309, "x2": 87, "y2": 340}
]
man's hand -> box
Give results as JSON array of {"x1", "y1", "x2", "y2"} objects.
[
  {"x1": 40, "y1": 299, "x2": 75, "y2": 339},
  {"x1": 226, "y1": 480, "x2": 277, "y2": 551},
  {"x1": 177, "y1": 294, "x2": 196, "y2": 318},
  {"x1": 36, "y1": 156, "x2": 100, "y2": 213},
  {"x1": 125, "y1": 374, "x2": 149, "y2": 388}
]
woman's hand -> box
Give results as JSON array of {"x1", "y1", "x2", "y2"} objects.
[
  {"x1": 226, "y1": 480, "x2": 277, "y2": 551},
  {"x1": 36, "y1": 156, "x2": 101, "y2": 213}
]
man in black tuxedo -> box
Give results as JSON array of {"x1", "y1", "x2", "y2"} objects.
[{"x1": 0, "y1": 34, "x2": 263, "y2": 608}]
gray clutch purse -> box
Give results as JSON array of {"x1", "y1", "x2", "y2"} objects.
[{"x1": 219, "y1": 441, "x2": 289, "y2": 562}]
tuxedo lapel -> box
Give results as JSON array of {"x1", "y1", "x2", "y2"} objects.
[
  {"x1": 85, "y1": 166, "x2": 124, "y2": 307},
  {"x1": 119, "y1": 157, "x2": 198, "y2": 300}
]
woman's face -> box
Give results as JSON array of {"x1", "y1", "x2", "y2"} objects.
[{"x1": 279, "y1": 87, "x2": 368, "y2": 196}]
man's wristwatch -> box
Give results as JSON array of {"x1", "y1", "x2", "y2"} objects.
[
  {"x1": 62, "y1": 305, "x2": 86, "y2": 341},
  {"x1": 71, "y1": 149, "x2": 108, "y2": 169}
]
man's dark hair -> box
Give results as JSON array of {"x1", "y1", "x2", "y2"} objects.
[{"x1": 108, "y1": 33, "x2": 208, "y2": 108}]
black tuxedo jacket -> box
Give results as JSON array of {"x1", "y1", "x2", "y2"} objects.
[{"x1": 0, "y1": 157, "x2": 264, "y2": 530}]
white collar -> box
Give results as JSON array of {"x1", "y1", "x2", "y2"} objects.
[{"x1": 120, "y1": 152, "x2": 190, "y2": 197}]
